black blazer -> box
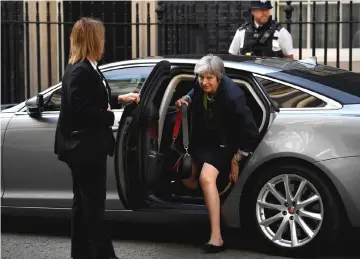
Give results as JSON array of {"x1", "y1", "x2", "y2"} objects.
[
  {"x1": 188, "y1": 75, "x2": 260, "y2": 153},
  {"x1": 54, "y1": 59, "x2": 115, "y2": 165}
]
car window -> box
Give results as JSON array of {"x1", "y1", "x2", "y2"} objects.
[
  {"x1": 44, "y1": 88, "x2": 62, "y2": 111},
  {"x1": 253, "y1": 59, "x2": 360, "y2": 99},
  {"x1": 103, "y1": 66, "x2": 154, "y2": 109},
  {"x1": 40, "y1": 66, "x2": 154, "y2": 112},
  {"x1": 256, "y1": 77, "x2": 326, "y2": 108}
]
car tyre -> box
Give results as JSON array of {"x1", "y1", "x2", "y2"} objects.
[{"x1": 241, "y1": 162, "x2": 342, "y2": 256}]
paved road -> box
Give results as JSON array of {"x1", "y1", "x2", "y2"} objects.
[{"x1": 2, "y1": 216, "x2": 360, "y2": 259}]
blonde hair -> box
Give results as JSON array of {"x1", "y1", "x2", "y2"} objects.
[{"x1": 68, "y1": 17, "x2": 105, "y2": 64}]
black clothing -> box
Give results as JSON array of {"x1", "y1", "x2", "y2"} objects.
[
  {"x1": 250, "y1": 0, "x2": 273, "y2": 9},
  {"x1": 70, "y1": 161, "x2": 116, "y2": 259},
  {"x1": 239, "y1": 16, "x2": 284, "y2": 58},
  {"x1": 54, "y1": 59, "x2": 117, "y2": 259},
  {"x1": 187, "y1": 75, "x2": 260, "y2": 173},
  {"x1": 54, "y1": 59, "x2": 115, "y2": 165}
]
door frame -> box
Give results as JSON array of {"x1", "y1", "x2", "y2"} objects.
[
  {"x1": 115, "y1": 63, "x2": 278, "y2": 210},
  {"x1": 146, "y1": 68, "x2": 276, "y2": 207}
]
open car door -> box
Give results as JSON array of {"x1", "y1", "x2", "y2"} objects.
[{"x1": 114, "y1": 60, "x2": 171, "y2": 208}]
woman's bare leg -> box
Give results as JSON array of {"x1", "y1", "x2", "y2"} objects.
[
  {"x1": 199, "y1": 163, "x2": 223, "y2": 246},
  {"x1": 182, "y1": 163, "x2": 199, "y2": 189}
]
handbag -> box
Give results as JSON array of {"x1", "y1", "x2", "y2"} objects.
[{"x1": 170, "y1": 104, "x2": 193, "y2": 179}]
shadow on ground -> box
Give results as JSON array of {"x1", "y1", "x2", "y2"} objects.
[{"x1": 2, "y1": 215, "x2": 360, "y2": 259}]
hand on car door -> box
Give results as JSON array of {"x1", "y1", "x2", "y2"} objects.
[{"x1": 175, "y1": 98, "x2": 189, "y2": 110}]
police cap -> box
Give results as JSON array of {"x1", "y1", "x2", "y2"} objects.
[{"x1": 250, "y1": 0, "x2": 273, "y2": 10}]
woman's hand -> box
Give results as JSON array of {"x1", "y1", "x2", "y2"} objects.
[
  {"x1": 230, "y1": 153, "x2": 242, "y2": 183},
  {"x1": 118, "y1": 93, "x2": 140, "y2": 104},
  {"x1": 175, "y1": 97, "x2": 189, "y2": 110}
]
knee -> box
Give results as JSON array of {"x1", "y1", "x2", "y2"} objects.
[{"x1": 199, "y1": 173, "x2": 215, "y2": 188}]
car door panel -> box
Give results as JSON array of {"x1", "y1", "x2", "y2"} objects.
[{"x1": 115, "y1": 60, "x2": 171, "y2": 208}]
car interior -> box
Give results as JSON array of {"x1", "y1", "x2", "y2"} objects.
[{"x1": 139, "y1": 72, "x2": 266, "y2": 205}]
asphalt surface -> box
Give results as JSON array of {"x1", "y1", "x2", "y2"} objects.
[{"x1": 1, "y1": 216, "x2": 360, "y2": 259}]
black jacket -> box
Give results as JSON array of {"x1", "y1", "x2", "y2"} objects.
[
  {"x1": 187, "y1": 75, "x2": 260, "y2": 153},
  {"x1": 54, "y1": 59, "x2": 115, "y2": 165}
]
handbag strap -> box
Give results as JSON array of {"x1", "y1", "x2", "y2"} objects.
[
  {"x1": 181, "y1": 104, "x2": 189, "y2": 151},
  {"x1": 172, "y1": 110, "x2": 182, "y2": 143},
  {"x1": 172, "y1": 104, "x2": 189, "y2": 152}
]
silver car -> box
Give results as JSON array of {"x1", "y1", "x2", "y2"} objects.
[{"x1": 2, "y1": 55, "x2": 360, "y2": 253}]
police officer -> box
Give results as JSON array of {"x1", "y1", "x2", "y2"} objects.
[{"x1": 228, "y1": 0, "x2": 294, "y2": 59}]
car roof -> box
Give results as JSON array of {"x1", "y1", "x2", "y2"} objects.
[
  {"x1": 136, "y1": 54, "x2": 257, "y2": 62},
  {"x1": 100, "y1": 54, "x2": 356, "y2": 80},
  {"x1": 101, "y1": 54, "x2": 360, "y2": 105},
  {"x1": 99, "y1": 54, "x2": 283, "y2": 75}
]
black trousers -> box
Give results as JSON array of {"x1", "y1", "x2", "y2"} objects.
[{"x1": 69, "y1": 160, "x2": 116, "y2": 259}]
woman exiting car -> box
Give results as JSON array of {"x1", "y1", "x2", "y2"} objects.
[{"x1": 175, "y1": 54, "x2": 260, "y2": 253}]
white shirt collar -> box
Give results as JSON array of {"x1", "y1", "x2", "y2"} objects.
[
  {"x1": 88, "y1": 59, "x2": 110, "y2": 108},
  {"x1": 254, "y1": 21, "x2": 260, "y2": 28},
  {"x1": 88, "y1": 59, "x2": 97, "y2": 71}
]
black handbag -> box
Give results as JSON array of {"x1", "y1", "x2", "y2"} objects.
[{"x1": 170, "y1": 104, "x2": 193, "y2": 179}]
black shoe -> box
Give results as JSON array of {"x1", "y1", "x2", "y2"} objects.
[{"x1": 201, "y1": 243, "x2": 226, "y2": 254}]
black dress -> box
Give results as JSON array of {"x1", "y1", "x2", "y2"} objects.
[
  {"x1": 187, "y1": 75, "x2": 260, "y2": 177},
  {"x1": 190, "y1": 93, "x2": 235, "y2": 174}
]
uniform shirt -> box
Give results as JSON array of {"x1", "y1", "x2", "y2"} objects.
[
  {"x1": 228, "y1": 20, "x2": 295, "y2": 57},
  {"x1": 89, "y1": 60, "x2": 111, "y2": 110}
]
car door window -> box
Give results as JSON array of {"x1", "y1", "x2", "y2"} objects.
[
  {"x1": 41, "y1": 66, "x2": 154, "y2": 112},
  {"x1": 256, "y1": 77, "x2": 326, "y2": 108},
  {"x1": 103, "y1": 66, "x2": 154, "y2": 109}
]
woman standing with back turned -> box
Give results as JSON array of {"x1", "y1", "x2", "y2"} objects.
[{"x1": 54, "y1": 18, "x2": 118, "y2": 259}]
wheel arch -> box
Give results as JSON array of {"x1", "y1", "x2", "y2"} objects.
[{"x1": 238, "y1": 156, "x2": 350, "y2": 229}]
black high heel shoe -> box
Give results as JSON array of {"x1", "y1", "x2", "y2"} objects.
[{"x1": 201, "y1": 243, "x2": 226, "y2": 254}]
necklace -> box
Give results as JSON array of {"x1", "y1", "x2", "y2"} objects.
[{"x1": 206, "y1": 94, "x2": 214, "y2": 101}]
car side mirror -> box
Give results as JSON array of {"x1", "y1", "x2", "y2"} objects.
[{"x1": 26, "y1": 93, "x2": 44, "y2": 117}]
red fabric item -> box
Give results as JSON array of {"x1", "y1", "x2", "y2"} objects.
[{"x1": 172, "y1": 110, "x2": 182, "y2": 141}]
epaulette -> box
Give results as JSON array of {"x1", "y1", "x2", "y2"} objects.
[
  {"x1": 271, "y1": 20, "x2": 283, "y2": 31},
  {"x1": 238, "y1": 22, "x2": 251, "y2": 31}
]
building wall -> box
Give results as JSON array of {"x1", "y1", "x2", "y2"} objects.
[
  {"x1": 131, "y1": 1, "x2": 158, "y2": 58},
  {"x1": 274, "y1": 0, "x2": 360, "y2": 63},
  {"x1": 1, "y1": 1, "x2": 25, "y2": 103},
  {"x1": 156, "y1": 1, "x2": 251, "y2": 55},
  {"x1": 20, "y1": 0, "x2": 360, "y2": 100},
  {"x1": 24, "y1": 0, "x2": 152, "y2": 96},
  {"x1": 25, "y1": 1, "x2": 59, "y2": 96}
]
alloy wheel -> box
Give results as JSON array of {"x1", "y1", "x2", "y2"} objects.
[{"x1": 256, "y1": 174, "x2": 324, "y2": 248}]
